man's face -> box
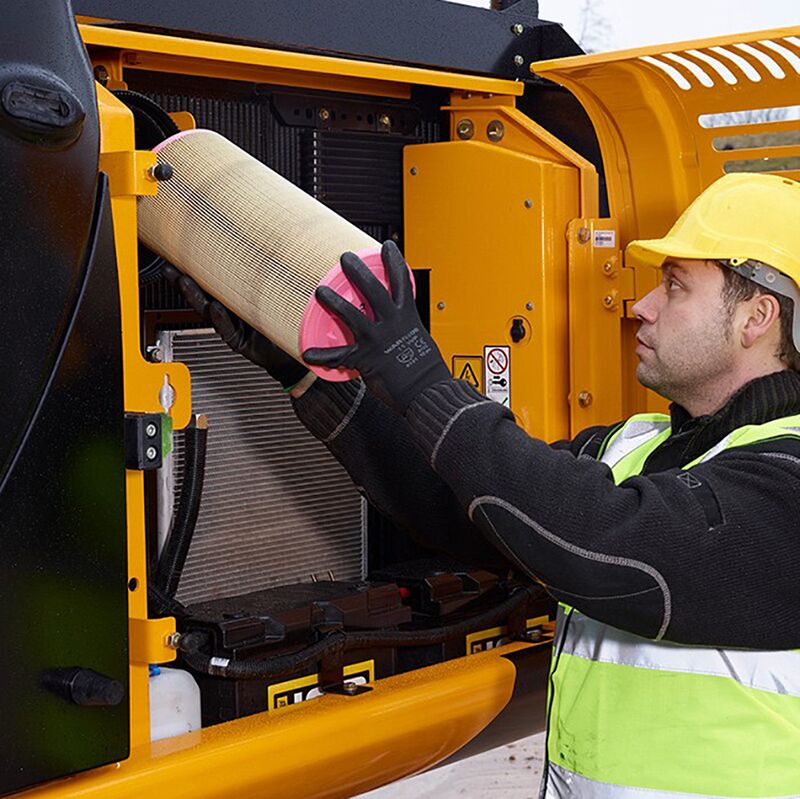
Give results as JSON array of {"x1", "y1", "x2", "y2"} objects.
[{"x1": 631, "y1": 258, "x2": 735, "y2": 402}]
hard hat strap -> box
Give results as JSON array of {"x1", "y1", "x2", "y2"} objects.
[{"x1": 726, "y1": 261, "x2": 800, "y2": 352}]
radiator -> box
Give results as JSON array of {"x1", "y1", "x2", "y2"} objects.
[{"x1": 157, "y1": 329, "x2": 366, "y2": 605}]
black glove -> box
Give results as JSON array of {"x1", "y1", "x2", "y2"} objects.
[
  {"x1": 162, "y1": 263, "x2": 309, "y2": 390},
  {"x1": 303, "y1": 241, "x2": 451, "y2": 413}
]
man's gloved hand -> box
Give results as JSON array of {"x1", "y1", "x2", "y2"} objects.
[
  {"x1": 303, "y1": 241, "x2": 451, "y2": 413},
  {"x1": 162, "y1": 263, "x2": 309, "y2": 391}
]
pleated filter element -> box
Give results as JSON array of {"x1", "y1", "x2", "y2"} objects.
[{"x1": 137, "y1": 128, "x2": 405, "y2": 380}]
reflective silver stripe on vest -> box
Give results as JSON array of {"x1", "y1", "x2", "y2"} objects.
[
  {"x1": 600, "y1": 419, "x2": 670, "y2": 468},
  {"x1": 696, "y1": 426, "x2": 800, "y2": 464},
  {"x1": 542, "y1": 762, "x2": 800, "y2": 799},
  {"x1": 563, "y1": 611, "x2": 800, "y2": 699}
]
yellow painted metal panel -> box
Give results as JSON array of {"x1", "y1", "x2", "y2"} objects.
[
  {"x1": 404, "y1": 140, "x2": 578, "y2": 441},
  {"x1": 25, "y1": 643, "x2": 528, "y2": 799},
  {"x1": 80, "y1": 25, "x2": 523, "y2": 100}
]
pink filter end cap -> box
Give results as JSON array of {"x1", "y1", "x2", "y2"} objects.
[{"x1": 299, "y1": 247, "x2": 417, "y2": 382}]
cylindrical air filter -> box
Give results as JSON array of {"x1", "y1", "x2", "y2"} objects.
[{"x1": 137, "y1": 128, "x2": 413, "y2": 380}]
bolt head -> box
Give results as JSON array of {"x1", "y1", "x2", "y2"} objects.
[
  {"x1": 378, "y1": 113, "x2": 391, "y2": 127},
  {"x1": 165, "y1": 632, "x2": 182, "y2": 650},
  {"x1": 343, "y1": 681, "x2": 358, "y2": 695},
  {"x1": 486, "y1": 120, "x2": 505, "y2": 142},
  {"x1": 456, "y1": 118, "x2": 475, "y2": 140},
  {"x1": 603, "y1": 261, "x2": 614, "y2": 274},
  {"x1": 511, "y1": 23, "x2": 525, "y2": 35},
  {"x1": 146, "y1": 446, "x2": 158, "y2": 461},
  {"x1": 145, "y1": 423, "x2": 158, "y2": 438},
  {"x1": 514, "y1": 54, "x2": 525, "y2": 67},
  {"x1": 409, "y1": 166, "x2": 418, "y2": 176},
  {"x1": 318, "y1": 108, "x2": 330, "y2": 121},
  {"x1": 524, "y1": 198, "x2": 533, "y2": 209},
  {"x1": 93, "y1": 64, "x2": 109, "y2": 84},
  {"x1": 577, "y1": 227, "x2": 591, "y2": 244},
  {"x1": 525, "y1": 301, "x2": 534, "y2": 311},
  {"x1": 578, "y1": 391, "x2": 593, "y2": 408},
  {"x1": 436, "y1": 301, "x2": 446, "y2": 311}
]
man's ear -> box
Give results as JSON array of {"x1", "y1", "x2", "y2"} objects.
[{"x1": 740, "y1": 292, "x2": 781, "y2": 349}]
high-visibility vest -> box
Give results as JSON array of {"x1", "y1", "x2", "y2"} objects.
[{"x1": 543, "y1": 412, "x2": 800, "y2": 799}]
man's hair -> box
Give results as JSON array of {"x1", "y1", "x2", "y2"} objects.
[{"x1": 718, "y1": 259, "x2": 800, "y2": 371}]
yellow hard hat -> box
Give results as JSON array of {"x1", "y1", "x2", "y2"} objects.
[
  {"x1": 627, "y1": 173, "x2": 800, "y2": 349},
  {"x1": 626, "y1": 173, "x2": 800, "y2": 284}
]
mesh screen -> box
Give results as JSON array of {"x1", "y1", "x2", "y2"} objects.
[{"x1": 161, "y1": 329, "x2": 365, "y2": 604}]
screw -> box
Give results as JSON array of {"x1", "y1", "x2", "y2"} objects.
[
  {"x1": 93, "y1": 64, "x2": 109, "y2": 85},
  {"x1": 343, "y1": 682, "x2": 359, "y2": 695},
  {"x1": 524, "y1": 198, "x2": 533, "y2": 209},
  {"x1": 165, "y1": 632, "x2": 182, "y2": 650},
  {"x1": 603, "y1": 260, "x2": 614, "y2": 275},
  {"x1": 578, "y1": 391, "x2": 593, "y2": 408},
  {"x1": 577, "y1": 227, "x2": 591, "y2": 244},
  {"x1": 146, "y1": 446, "x2": 158, "y2": 461},
  {"x1": 146, "y1": 346, "x2": 163, "y2": 363},
  {"x1": 514, "y1": 54, "x2": 525, "y2": 67},
  {"x1": 409, "y1": 166, "x2": 418, "y2": 176},
  {"x1": 511, "y1": 23, "x2": 524, "y2": 35},
  {"x1": 436, "y1": 301, "x2": 446, "y2": 310},
  {"x1": 148, "y1": 162, "x2": 173, "y2": 182},
  {"x1": 525, "y1": 301, "x2": 534, "y2": 311},
  {"x1": 145, "y1": 423, "x2": 158, "y2": 438},
  {"x1": 603, "y1": 293, "x2": 617, "y2": 309},
  {"x1": 487, "y1": 120, "x2": 505, "y2": 142},
  {"x1": 456, "y1": 118, "x2": 475, "y2": 140},
  {"x1": 318, "y1": 108, "x2": 330, "y2": 121},
  {"x1": 378, "y1": 113, "x2": 391, "y2": 127}
]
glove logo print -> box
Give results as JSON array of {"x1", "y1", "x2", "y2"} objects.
[{"x1": 384, "y1": 328, "x2": 432, "y2": 369}]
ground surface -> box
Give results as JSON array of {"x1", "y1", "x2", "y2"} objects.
[{"x1": 356, "y1": 732, "x2": 546, "y2": 799}]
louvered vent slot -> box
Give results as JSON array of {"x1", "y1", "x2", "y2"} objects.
[{"x1": 161, "y1": 330, "x2": 365, "y2": 605}]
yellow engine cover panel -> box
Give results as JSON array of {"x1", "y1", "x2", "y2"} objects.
[{"x1": 404, "y1": 141, "x2": 579, "y2": 441}]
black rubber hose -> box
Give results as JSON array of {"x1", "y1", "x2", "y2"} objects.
[
  {"x1": 155, "y1": 415, "x2": 208, "y2": 598},
  {"x1": 182, "y1": 587, "x2": 533, "y2": 681}
]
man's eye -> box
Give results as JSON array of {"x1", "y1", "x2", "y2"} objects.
[{"x1": 666, "y1": 278, "x2": 681, "y2": 290}]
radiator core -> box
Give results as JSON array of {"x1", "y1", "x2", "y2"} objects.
[{"x1": 158, "y1": 329, "x2": 366, "y2": 605}]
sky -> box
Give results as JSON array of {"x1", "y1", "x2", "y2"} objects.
[{"x1": 447, "y1": 0, "x2": 798, "y2": 51}]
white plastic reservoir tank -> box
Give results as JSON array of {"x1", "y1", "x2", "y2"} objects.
[{"x1": 149, "y1": 665, "x2": 202, "y2": 742}]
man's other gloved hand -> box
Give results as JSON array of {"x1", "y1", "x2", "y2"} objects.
[
  {"x1": 303, "y1": 241, "x2": 451, "y2": 413},
  {"x1": 162, "y1": 263, "x2": 309, "y2": 391}
]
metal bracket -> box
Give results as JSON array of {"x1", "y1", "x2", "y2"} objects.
[{"x1": 124, "y1": 412, "x2": 163, "y2": 470}]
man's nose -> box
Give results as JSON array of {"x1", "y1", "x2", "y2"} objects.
[{"x1": 631, "y1": 284, "x2": 664, "y2": 323}]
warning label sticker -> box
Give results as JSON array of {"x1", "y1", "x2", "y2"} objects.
[
  {"x1": 466, "y1": 615, "x2": 551, "y2": 655},
  {"x1": 593, "y1": 229, "x2": 616, "y2": 248},
  {"x1": 267, "y1": 660, "x2": 374, "y2": 710},
  {"x1": 484, "y1": 345, "x2": 510, "y2": 406},
  {"x1": 452, "y1": 355, "x2": 484, "y2": 394}
]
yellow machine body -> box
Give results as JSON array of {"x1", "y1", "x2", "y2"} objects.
[{"x1": 28, "y1": 19, "x2": 799, "y2": 799}]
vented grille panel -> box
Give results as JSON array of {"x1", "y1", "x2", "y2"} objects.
[{"x1": 164, "y1": 330, "x2": 365, "y2": 604}]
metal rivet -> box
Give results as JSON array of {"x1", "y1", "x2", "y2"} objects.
[
  {"x1": 456, "y1": 118, "x2": 475, "y2": 140},
  {"x1": 511, "y1": 23, "x2": 524, "y2": 35},
  {"x1": 409, "y1": 166, "x2": 418, "y2": 176},
  {"x1": 514, "y1": 55, "x2": 525, "y2": 67},
  {"x1": 378, "y1": 113, "x2": 391, "y2": 127},
  {"x1": 524, "y1": 198, "x2": 533, "y2": 209},
  {"x1": 578, "y1": 391, "x2": 593, "y2": 408},
  {"x1": 487, "y1": 120, "x2": 505, "y2": 142},
  {"x1": 145, "y1": 446, "x2": 158, "y2": 461},
  {"x1": 318, "y1": 108, "x2": 330, "y2": 121},
  {"x1": 525, "y1": 301, "x2": 534, "y2": 311},
  {"x1": 577, "y1": 227, "x2": 591, "y2": 244},
  {"x1": 145, "y1": 423, "x2": 158, "y2": 438},
  {"x1": 436, "y1": 301, "x2": 446, "y2": 310}
]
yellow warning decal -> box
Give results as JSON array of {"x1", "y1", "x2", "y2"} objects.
[
  {"x1": 465, "y1": 615, "x2": 550, "y2": 655},
  {"x1": 268, "y1": 660, "x2": 374, "y2": 710},
  {"x1": 452, "y1": 355, "x2": 484, "y2": 393}
]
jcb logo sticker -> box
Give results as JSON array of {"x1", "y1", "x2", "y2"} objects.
[
  {"x1": 268, "y1": 661, "x2": 374, "y2": 710},
  {"x1": 466, "y1": 616, "x2": 550, "y2": 655}
]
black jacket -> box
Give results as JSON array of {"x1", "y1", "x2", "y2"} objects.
[{"x1": 293, "y1": 370, "x2": 800, "y2": 649}]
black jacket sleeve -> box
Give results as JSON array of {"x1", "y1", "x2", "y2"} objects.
[
  {"x1": 291, "y1": 379, "x2": 511, "y2": 568},
  {"x1": 405, "y1": 379, "x2": 800, "y2": 649}
]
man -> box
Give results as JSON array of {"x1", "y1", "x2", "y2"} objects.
[{"x1": 169, "y1": 172, "x2": 800, "y2": 797}]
